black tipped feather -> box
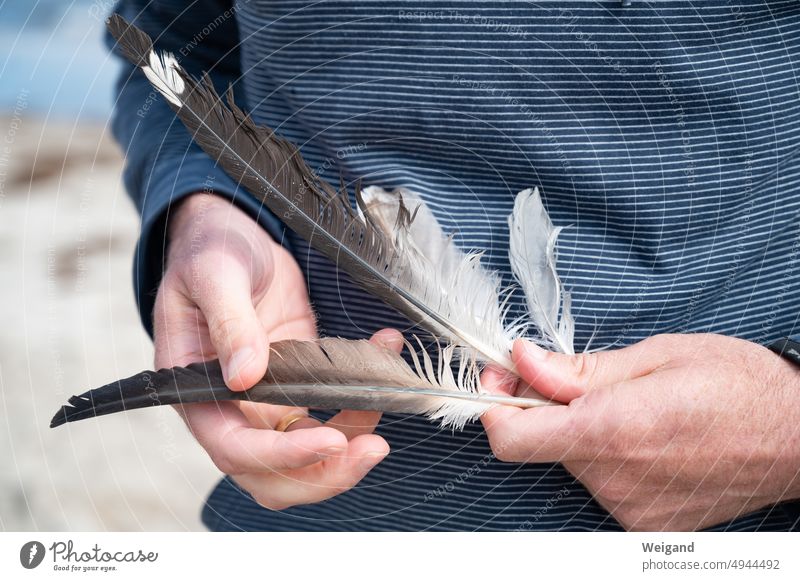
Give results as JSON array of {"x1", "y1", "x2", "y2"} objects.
[
  {"x1": 51, "y1": 339, "x2": 551, "y2": 430},
  {"x1": 106, "y1": 14, "x2": 153, "y2": 67},
  {"x1": 106, "y1": 14, "x2": 518, "y2": 371},
  {"x1": 50, "y1": 360, "x2": 229, "y2": 428}
]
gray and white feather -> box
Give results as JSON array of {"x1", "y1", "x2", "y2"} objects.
[
  {"x1": 508, "y1": 188, "x2": 575, "y2": 354},
  {"x1": 358, "y1": 186, "x2": 524, "y2": 370}
]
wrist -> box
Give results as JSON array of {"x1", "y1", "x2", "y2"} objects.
[
  {"x1": 766, "y1": 344, "x2": 800, "y2": 501},
  {"x1": 166, "y1": 192, "x2": 279, "y2": 264},
  {"x1": 167, "y1": 192, "x2": 225, "y2": 241}
]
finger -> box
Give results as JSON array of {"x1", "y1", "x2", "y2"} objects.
[
  {"x1": 178, "y1": 401, "x2": 349, "y2": 475},
  {"x1": 192, "y1": 253, "x2": 271, "y2": 391},
  {"x1": 234, "y1": 433, "x2": 389, "y2": 511},
  {"x1": 153, "y1": 282, "x2": 212, "y2": 369},
  {"x1": 236, "y1": 402, "x2": 310, "y2": 431},
  {"x1": 481, "y1": 400, "x2": 595, "y2": 463},
  {"x1": 243, "y1": 404, "x2": 321, "y2": 432},
  {"x1": 512, "y1": 337, "x2": 667, "y2": 402},
  {"x1": 326, "y1": 410, "x2": 380, "y2": 440},
  {"x1": 253, "y1": 243, "x2": 317, "y2": 343},
  {"x1": 370, "y1": 327, "x2": 405, "y2": 351},
  {"x1": 480, "y1": 364, "x2": 519, "y2": 396}
]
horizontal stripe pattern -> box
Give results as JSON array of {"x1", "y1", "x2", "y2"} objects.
[{"x1": 112, "y1": 0, "x2": 800, "y2": 530}]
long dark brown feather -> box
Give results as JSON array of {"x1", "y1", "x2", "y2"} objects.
[{"x1": 105, "y1": 14, "x2": 516, "y2": 371}]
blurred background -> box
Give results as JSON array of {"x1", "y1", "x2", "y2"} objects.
[{"x1": 0, "y1": 0, "x2": 219, "y2": 530}]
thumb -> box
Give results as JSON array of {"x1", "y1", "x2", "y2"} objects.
[
  {"x1": 513, "y1": 337, "x2": 665, "y2": 402},
  {"x1": 194, "y1": 258, "x2": 270, "y2": 392},
  {"x1": 369, "y1": 327, "x2": 405, "y2": 353}
]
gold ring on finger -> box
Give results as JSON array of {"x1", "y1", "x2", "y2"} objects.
[{"x1": 274, "y1": 412, "x2": 307, "y2": 433}]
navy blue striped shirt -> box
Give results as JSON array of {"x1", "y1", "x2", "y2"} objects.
[{"x1": 109, "y1": 0, "x2": 800, "y2": 530}]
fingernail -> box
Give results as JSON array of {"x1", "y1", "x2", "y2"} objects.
[
  {"x1": 317, "y1": 446, "x2": 346, "y2": 460},
  {"x1": 359, "y1": 451, "x2": 386, "y2": 470},
  {"x1": 376, "y1": 331, "x2": 404, "y2": 350},
  {"x1": 226, "y1": 347, "x2": 255, "y2": 382}
]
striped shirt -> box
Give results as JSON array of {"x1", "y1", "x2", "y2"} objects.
[{"x1": 109, "y1": 0, "x2": 800, "y2": 530}]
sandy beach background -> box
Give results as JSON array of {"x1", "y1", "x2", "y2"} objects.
[
  {"x1": 1, "y1": 0, "x2": 222, "y2": 532},
  {"x1": 0, "y1": 115, "x2": 220, "y2": 531}
]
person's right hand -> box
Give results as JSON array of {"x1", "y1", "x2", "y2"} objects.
[{"x1": 153, "y1": 192, "x2": 397, "y2": 510}]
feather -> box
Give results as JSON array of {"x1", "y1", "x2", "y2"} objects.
[
  {"x1": 50, "y1": 338, "x2": 551, "y2": 431},
  {"x1": 106, "y1": 14, "x2": 516, "y2": 372},
  {"x1": 358, "y1": 186, "x2": 525, "y2": 366},
  {"x1": 508, "y1": 188, "x2": 575, "y2": 354}
]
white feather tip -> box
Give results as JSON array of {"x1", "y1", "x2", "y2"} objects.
[
  {"x1": 143, "y1": 51, "x2": 185, "y2": 107},
  {"x1": 508, "y1": 188, "x2": 575, "y2": 354}
]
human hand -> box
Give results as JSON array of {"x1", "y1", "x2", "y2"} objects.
[
  {"x1": 481, "y1": 333, "x2": 800, "y2": 530},
  {"x1": 153, "y1": 193, "x2": 396, "y2": 509}
]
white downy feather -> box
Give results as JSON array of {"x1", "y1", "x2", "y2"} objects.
[
  {"x1": 508, "y1": 188, "x2": 575, "y2": 354},
  {"x1": 359, "y1": 186, "x2": 524, "y2": 371}
]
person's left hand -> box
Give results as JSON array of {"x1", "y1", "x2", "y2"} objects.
[{"x1": 481, "y1": 333, "x2": 800, "y2": 531}]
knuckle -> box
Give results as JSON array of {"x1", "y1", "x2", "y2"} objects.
[
  {"x1": 159, "y1": 268, "x2": 185, "y2": 292},
  {"x1": 564, "y1": 397, "x2": 598, "y2": 452},
  {"x1": 195, "y1": 247, "x2": 231, "y2": 273},
  {"x1": 638, "y1": 334, "x2": 676, "y2": 364},
  {"x1": 182, "y1": 250, "x2": 243, "y2": 298},
  {"x1": 209, "y1": 447, "x2": 241, "y2": 476},
  {"x1": 568, "y1": 352, "x2": 598, "y2": 384},
  {"x1": 210, "y1": 314, "x2": 246, "y2": 344},
  {"x1": 264, "y1": 452, "x2": 294, "y2": 474},
  {"x1": 328, "y1": 481, "x2": 352, "y2": 497},
  {"x1": 493, "y1": 447, "x2": 514, "y2": 463},
  {"x1": 152, "y1": 277, "x2": 181, "y2": 326},
  {"x1": 267, "y1": 436, "x2": 309, "y2": 473},
  {"x1": 489, "y1": 430, "x2": 520, "y2": 462},
  {"x1": 209, "y1": 429, "x2": 249, "y2": 476}
]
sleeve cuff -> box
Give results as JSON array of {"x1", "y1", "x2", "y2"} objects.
[{"x1": 133, "y1": 153, "x2": 288, "y2": 336}]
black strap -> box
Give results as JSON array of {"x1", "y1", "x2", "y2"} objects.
[{"x1": 767, "y1": 337, "x2": 800, "y2": 367}]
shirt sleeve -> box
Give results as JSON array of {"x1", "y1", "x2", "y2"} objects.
[{"x1": 107, "y1": 0, "x2": 287, "y2": 336}]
